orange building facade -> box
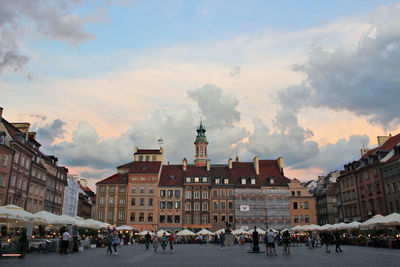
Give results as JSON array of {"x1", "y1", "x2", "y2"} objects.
[{"x1": 289, "y1": 178, "x2": 317, "y2": 227}]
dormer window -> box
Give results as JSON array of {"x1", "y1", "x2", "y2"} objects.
[
  {"x1": 241, "y1": 178, "x2": 246, "y2": 185},
  {"x1": 224, "y1": 178, "x2": 229, "y2": 184},
  {"x1": 194, "y1": 177, "x2": 199, "y2": 183},
  {"x1": 250, "y1": 178, "x2": 256, "y2": 185},
  {"x1": 169, "y1": 175, "x2": 175, "y2": 180},
  {"x1": 202, "y1": 177, "x2": 207, "y2": 182},
  {"x1": 139, "y1": 155, "x2": 143, "y2": 161},
  {"x1": 185, "y1": 177, "x2": 191, "y2": 183},
  {"x1": 215, "y1": 178, "x2": 220, "y2": 184},
  {"x1": 269, "y1": 176, "x2": 275, "y2": 184}
]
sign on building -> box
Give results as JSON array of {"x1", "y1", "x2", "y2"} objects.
[{"x1": 240, "y1": 205, "x2": 250, "y2": 211}]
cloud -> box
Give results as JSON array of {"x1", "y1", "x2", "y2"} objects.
[
  {"x1": 278, "y1": 3, "x2": 400, "y2": 129},
  {"x1": 41, "y1": 85, "x2": 249, "y2": 170},
  {"x1": 229, "y1": 65, "x2": 241, "y2": 77},
  {"x1": 0, "y1": 0, "x2": 95, "y2": 77},
  {"x1": 36, "y1": 119, "x2": 66, "y2": 145}
]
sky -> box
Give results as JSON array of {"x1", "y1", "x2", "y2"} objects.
[{"x1": 1, "y1": 0, "x2": 400, "y2": 191}]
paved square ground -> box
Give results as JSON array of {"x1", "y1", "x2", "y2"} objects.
[{"x1": 2, "y1": 244, "x2": 400, "y2": 267}]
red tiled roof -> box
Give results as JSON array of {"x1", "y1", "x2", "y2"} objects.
[
  {"x1": 380, "y1": 133, "x2": 400, "y2": 151},
  {"x1": 117, "y1": 162, "x2": 132, "y2": 169},
  {"x1": 183, "y1": 165, "x2": 210, "y2": 177},
  {"x1": 129, "y1": 161, "x2": 162, "y2": 173},
  {"x1": 96, "y1": 173, "x2": 128, "y2": 185},
  {"x1": 210, "y1": 166, "x2": 231, "y2": 178},
  {"x1": 2, "y1": 119, "x2": 35, "y2": 154},
  {"x1": 134, "y1": 149, "x2": 162, "y2": 155},
  {"x1": 385, "y1": 154, "x2": 400, "y2": 164},
  {"x1": 159, "y1": 165, "x2": 184, "y2": 186},
  {"x1": 359, "y1": 147, "x2": 379, "y2": 160}
]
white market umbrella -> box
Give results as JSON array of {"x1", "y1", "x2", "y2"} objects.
[
  {"x1": 319, "y1": 224, "x2": 333, "y2": 231},
  {"x1": 32, "y1": 211, "x2": 59, "y2": 225},
  {"x1": 290, "y1": 225, "x2": 303, "y2": 231},
  {"x1": 376, "y1": 213, "x2": 400, "y2": 227},
  {"x1": 116, "y1": 225, "x2": 135, "y2": 231},
  {"x1": 138, "y1": 230, "x2": 155, "y2": 236},
  {"x1": 2, "y1": 205, "x2": 33, "y2": 222},
  {"x1": 176, "y1": 229, "x2": 196, "y2": 236},
  {"x1": 360, "y1": 214, "x2": 384, "y2": 229},
  {"x1": 301, "y1": 224, "x2": 320, "y2": 231},
  {"x1": 0, "y1": 206, "x2": 18, "y2": 221},
  {"x1": 157, "y1": 229, "x2": 170, "y2": 236},
  {"x1": 197, "y1": 229, "x2": 214, "y2": 235},
  {"x1": 213, "y1": 228, "x2": 225, "y2": 235},
  {"x1": 342, "y1": 221, "x2": 361, "y2": 230},
  {"x1": 332, "y1": 222, "x2": 348, "y2": 230}
]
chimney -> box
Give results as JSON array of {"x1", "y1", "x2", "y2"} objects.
[
  {"x1": 360, "y1": 148, "x2": 370, "y2": 157},
  {"x1": 206, "y1": 159, "x2": 210, "y2": 171},
  {"x1": 253, "y1": 156, "x2": 259, "y2": 175},
  {"x1": 277, "y1": 157, "x2": 284, "y2": 175},
  {"x1": 0, "y1": 107, "x2": 3, "y2": 118},
  {"x1": 228, "y1": 158, "x2": 232, "y2": 169},
  {"x1": 28, "y1": 132, "x2": 37, "y2": 139},
  {"x1": 11, "y1": 122, "x2": 30, "y2": 141},
  {"x1": 182, "y1": 158, "x2": 187, "y2": 171},
  {"x1": 377, "y1": 135, "x2": 391, "y2": 147}
]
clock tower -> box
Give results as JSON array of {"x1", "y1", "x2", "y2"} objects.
[{"x1": 194, "y1": 120, "x2": 208, "y2": 166}]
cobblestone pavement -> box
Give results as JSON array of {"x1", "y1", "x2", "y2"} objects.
[{"x1": 2, "y1": 244, "x2": 400, "y2": 267}]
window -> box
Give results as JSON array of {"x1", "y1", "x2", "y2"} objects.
[
  {"x1": 100, "y1": 186, "x2": 106, "y2": 193},
  {"x1": 109, "y1": 186, "x2": 115, "y2": 193},
  {"x1": 241, "y1": 178, "x2": 246, "y2": 185},
  {"x1": 167, "y1": 190, "x2": 173, "y2": 197},
  {"x1": 185, "y1": 177, "x2": 191, "y2": 183},
  {"x1": 174, "y1": 201, "x2": 180, "y2": 209},
  {"x1": 202, "y1": 191, "x2": 208, "y2": 199},
  {"x1": 228, "y1": 190, "x2": 233, "y2": 196},
  {"x1": 148, "y1": 213, "x2": 153, "y2": 222},
  {"x1": 149, "y1": 198, "x2": 153, "y2": 206},
  {"x1": 293, "y1": 202, "x2": 298, "y2": 209},
  {"x1": 213, "y1": 202, "x2": 218, "y2": 210},
  {"x1": 203, "y1": 203, "x2": 208, "y2": 210},
  {"x1": 118, "y1": 211, "x2": 125, "y2": 220},
  {"x1": 213, "y1": 215, "x2": 218, "y2": 223},
  {"x1": 139, "y1": 155, "x2": 143, "y2": 161},
  {"x1": 119, "y1": 187, "x2": 126, "y2": 193},
  {"x1": 224, "y1": 178, "x2": 229, "y2": 184},
  {"x1": 213, "y1": 190, "x2": 217, "y2": 197},
  {"x1": 175, "y1": 190, "x2": 180, "y2": 197},
  {"x1": 130, "y1": 212, "x2": 135, "y2": 222},
  {"x1": 14, "y1": 151, "x2": 19, "y2": 163},
  {"x1": 140, "y1": 185, "x2": 145, "y2": 193},
  {"x1": 220, "y1": 190, "x2": 225, "y2": 197},
  {"x1": 152, "y1": 155, "x2": 156, "y2": 161},
  {"x1": 186, "y1": 191, "x2": 191, "y2": 199},
  {"x1": 146, "y1": 155, "x2": 150, "y2": 161},
  {"x1": 149, "y1": 186, "x2": 154, "y2": 193},
  {"x1": 29, "y1": 185, "x2": 33, "y2": 194},
  {"x1": 251, "y1": 178, "x2": 256, "y2": 185},
  {"x1": 194, "y1": 203, "x2": 200, "y2": 211},
  {"x1": 174, "y1": 215, "x2": 180, "y2": 223},
  {"x1": 202, "y1": 177, "x2": 207, "y2": 182},
  {"x1": 294, "y1": 216, "x2": 298, "y2": 223},
  {"x1": 376, "y1": 184, "x2": 381, "y2": 193},
  {"x1": 167, "y1": 201, "x2": 173, "y2": 209},
  {"x1": 304, "y1": 202, "x2": 309, "y2": 209},
  {"x1": 220, "y1": 215, "x2": 226, "y2": 222},
  {"x1": 131, "y1": 185, "x2": 136, "y2": 193},
  {"x1": 98, "y1": 211, "x2": 104, "y2": 220},
  {"x1": 3, "y1": 155, "x2": 8, "y2": 166},
  {"x1": 228, "y1": 202, "x2": 233, "y2": 210},
  {"x1": 119, "y1": 198, "x2": 125, "y2": 205},
  {"x1": 160, "y1": 201, "x2": 165, "y2": 209},
  {"x1": 269, "y1": 176, "x2": 274, "y2": 184},
  {"x1": 185, "y1": 216, "x2": 191, "y2": 225},
  {"x1": 139, "y1": 212, "x2": 144, "y2": 222},
  {"x1": 229, "y1": 215, "x2": 233, "y2": 223},
  {"x1": 221, "y1": 202, "x2": 226, "y2": 210},
  {"x1": 159, "y1": 215, "x2": 165, "y2": 223},
  {"x1": 215, "y1": 178, "x2": 220, "y2": 184},
  {"x1": 108, "y1": 196, "x2": 114, "y2": 204},
  {"x1": 140, "y1": 198, "x2": 144, "y2": 206},
  {"x1": 297, "y1": 191, "x2": 301, "y2": 196},
  {"x1": 131, "y1": 198, "x2": 135, "y2": 206},
  {"x1": 0, "y1": 173, "x2": 5, "y2": 186},
  {"x1": 351, "y1": 189, "x2": 356, "y2": 199},
  {"x1": 160, "y1": 190, "x2": 165, "y2": 197},
  {"x1": 305, "y1": 215, "x2": 310, "y2": 223},
  {"x1": 185, "y1": 203, "x2": 191, "y2": 211},
  {"x1": 194, "y1": 191, "x2": 200, "y2": 199},
  {"x1": 108, "y1": 211, "x2": 113, "y2": 220},
  {"x1": 194, "y1": 177, "x2": 199, "y2": 183},
  {"x1": 167, "y1": 215, "x2": 172, "y2": 223}
]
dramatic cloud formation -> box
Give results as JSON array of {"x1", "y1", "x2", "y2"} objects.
[
  {"x1": 36, "y1": 119, "x2": 66, "y2": 145},
  {"x1": 0, "y1": 0, "x2": 95, "y2": 76},
  {"x1": 279, "y1": 3, "x2": 400, "y2": 129}
]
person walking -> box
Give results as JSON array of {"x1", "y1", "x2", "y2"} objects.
[
  {"x1": 334, "y1": 230, "x2": 343, "y2": 253},
  {"x1": 106, "y1": 232, "x2": 113, "y2": 255},
  {"x1": 198, "y1": 234, "x2": 203, "y2": 245},
  {"x1": 112, "y1": 232, "x2": 120, "y2": 255},
  {"x1": 266, "y1": 229, "x2": 277, "y2": 256},
  {"x1": 60, "y1": 229, "x2": 70, "y2": 255},
  {"x1": 282, "y1": 230, "x2": 290, "y2": 255},
  {"x1": 169, "y1": 232, "x2": 175, "y2": 250},
  {"x1": 145, "y1": 231, "x2": 151, "y2": 250},
  {"x1": 153, "y1": 234, "x2": 159, "y2": 252},
  {"x1": 322, "y1": 231, "x2": 331, "y2": 253},
  {"x1": 161, "y1": 233, "x2": 168, "y2": 251},
  {"x1": 220, "y1": 232, "x2": 226, "y2": 250}
]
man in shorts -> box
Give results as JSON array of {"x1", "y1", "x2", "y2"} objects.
[{"x1": 266, "y1": 229, "x2": 277, "y2": 256}]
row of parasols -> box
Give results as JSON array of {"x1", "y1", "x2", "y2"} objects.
[
  {"x1": 291, "y1": 212, "x2": 400, "y2": 232},
  {"x1": 0, "y1": 205, "x2": 109, "y2": 229},
  {"x1": 134, "y1": 227, "x2": 279, "y2": 237}
]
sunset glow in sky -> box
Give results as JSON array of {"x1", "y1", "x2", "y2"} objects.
[{"x1": 1, "y1": 0, "x2": 400, "y2": 190}]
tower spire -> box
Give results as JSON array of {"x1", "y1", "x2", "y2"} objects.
[{"x1": 194, "y1": 118, "x2": 208, "y2": 166}]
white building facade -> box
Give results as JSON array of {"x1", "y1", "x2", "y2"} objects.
[{"x1": 62, "y1": 174, "x2": 80, "y2": 217}]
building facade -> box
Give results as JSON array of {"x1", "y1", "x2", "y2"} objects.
[
  {"x1": 0, "y1": 127, "x2": 13, "y2": 205},
  {"x1": 63, "y1": 175, "x2": 80, "y2": 217},
  {"x1": 382, "y1": 145, "x2": 400, "y2": 213},
  {"x1": 289, "y1": 179, "x2": 317, "y2": 227}
]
